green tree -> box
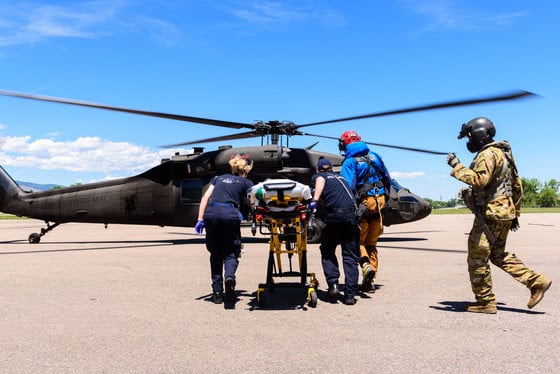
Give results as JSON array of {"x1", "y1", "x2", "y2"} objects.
[
  {"x1": 426, "y1": 178, "x2": 558, "y2": 208},
  {"x1": 537, "y1": 179, "x2": 559, "y2": 207},
  {"x1": 521, "y1": 177, "x2": 540, "y2": 207},
  {"x1": 425, "y1": 197, "x2": 464, "y2": 209},
  {"x1": 545, "y1": 179, "x2": 559, "y2": 190}
]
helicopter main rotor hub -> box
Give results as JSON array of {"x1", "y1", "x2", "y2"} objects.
[{"x1": 253, "y1": 120, "x2": 298, "y2": 136}]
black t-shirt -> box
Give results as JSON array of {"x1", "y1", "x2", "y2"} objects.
[
  {"x1": 311, "y1": 172, "x2": 356, "y2": 222},
  {"x1": 209, "y1": 174, "x2": 253, "y2": 209}
]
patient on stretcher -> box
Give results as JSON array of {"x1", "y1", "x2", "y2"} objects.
[{"x1": 249, "y1": 178, "x2": 312, "y2": 213}]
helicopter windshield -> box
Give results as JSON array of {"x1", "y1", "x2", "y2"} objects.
[{"x1": 391, "y1": 179, "x2": 407, "y2": 192}]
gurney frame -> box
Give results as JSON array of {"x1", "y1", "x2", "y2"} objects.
[{"x1": 252, "y1": 204, "x2": 319, "y2": 308}]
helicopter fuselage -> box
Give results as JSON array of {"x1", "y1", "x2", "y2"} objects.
[
  {"x1": 1, "y1": 144, "x2": 338, "y2": 224},
  {"x1": 1, "y1": 144, "x2": 431, "y2": 243}
]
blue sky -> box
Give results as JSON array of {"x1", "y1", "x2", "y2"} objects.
[{"x1": 0, "y1": 0, "x2": 558, "y2": 200}]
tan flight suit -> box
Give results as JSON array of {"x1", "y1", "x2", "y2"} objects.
[
  {"x1": 360, "y1": 194, "x2": 385, "y2": 274},
  {"x1": 450, "y1": 141, "x2": 548, "y2": 304}
]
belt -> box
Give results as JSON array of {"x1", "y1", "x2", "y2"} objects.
[
  {"x1": 329, "y1": 207, "x2": 355, "y2": 214},
  {"x1": 209, "y1": 202, "x2": 238, "y2": 208}
]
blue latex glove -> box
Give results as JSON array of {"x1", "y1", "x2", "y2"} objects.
[
  {"x1": 195, "y1": 219, "x2": 205, "y2": 235},
  {"x1": 308, "y1": 200, "x2": 317, "y2": 213}
]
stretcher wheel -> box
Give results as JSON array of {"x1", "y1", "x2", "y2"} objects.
[
  {"x1": 257, "y1": 289, "x2": 266, "y2": 308},
  {"x1": 308, "y1": 290, "x2": 318, "y2": 308},
  {"x1": 309, "y1": 274, "x2": 319, "y2": 290}
]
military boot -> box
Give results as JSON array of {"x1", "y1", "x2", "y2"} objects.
[
  {"x1": 361, "y1": 264, "x2": 375, "y2": 292},
  {"x1": 528, "y1": 277, "x2": 552, "y2": 309},
  {"x1": 465, "y1": 301, "x2": 497, "y2": 314}
]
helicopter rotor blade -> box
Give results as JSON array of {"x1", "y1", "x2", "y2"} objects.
[
  {"x1": 162, "y1": 131, "x2": 260, "y2": 148},
  {"x1": 297, "y1": 90, "x2": 537, "y2": 128},
  {"x1": 0, "y1": 88, "x2": 536, "y2": 153},
  {"x1": 361, "y1": 141, "x2": 448, "y2": 155},
  {"x1": 301, "y1": 132, "x2": 449, "y2": 155},
  {"x1": 0, "y1": 89, "x2": 254, "y2": 130}
]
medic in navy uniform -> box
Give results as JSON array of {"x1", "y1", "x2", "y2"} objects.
[
  {"x1": 195, "y1": 153, "x2": 254, "y2": 304},
  {"x1": 311, "y1": 157, "x2": 360, "y2": 305}
]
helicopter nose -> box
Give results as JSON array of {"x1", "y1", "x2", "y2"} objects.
[
  {"x1": 408, "y1": 194, "x2": 432, "y2": 221},
  {"x1": 417, "y1": 201, "x2": 432, "y2": 220},
  {"x1": 394, "y1": 192, "x2": 432, "y2": 222}
]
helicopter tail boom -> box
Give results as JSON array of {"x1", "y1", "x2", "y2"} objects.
[{"x1": 0, "y1": 165, "x2": 25, "y2": 215}]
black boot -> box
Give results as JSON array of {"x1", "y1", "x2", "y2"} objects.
[
  {"x1": 212, "y1": 292, "x2": 224, "y2": 304},
  {"x1": 224, "y1": 277, "x2": 236, "y2": 302},
  {"x1": 343, "y1": 295, "x2": 356, "y2": 305},
  {"x1": 327, "y1": 283, "x2": 341, "y2": 298}
]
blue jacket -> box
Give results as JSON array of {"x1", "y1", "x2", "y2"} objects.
[{"x1": 341, "y1": 141, "x2": 392, "y2": 197}]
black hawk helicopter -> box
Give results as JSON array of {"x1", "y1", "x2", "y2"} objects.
[{"x1": 0, "y1": 89, "x2": 534, "y2": 243}]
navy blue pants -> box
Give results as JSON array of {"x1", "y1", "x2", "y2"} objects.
[
  {"x1": 319, "y1": 220, "x2": 360, "y2": 298},
  {"x1": 204, "y1": 206, "x2": 243, "y2": 293}
]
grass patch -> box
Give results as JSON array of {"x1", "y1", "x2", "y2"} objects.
[
  {"x1": 519, "y1": 207, "x2": 560, "y2": 214},
  {"x1": 431, "y1": 208, "x2": 471, "y2": 214},
  {"x1": 432, "y1": 207, "x2": 560, "y2": 214},
  {"x1": 0, "y1": 214, "x2": 29, "y2": 220}
]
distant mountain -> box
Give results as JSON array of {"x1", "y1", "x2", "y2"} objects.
[{"x1": 16, "y1": 181, "x2": 62, "y2": 191}]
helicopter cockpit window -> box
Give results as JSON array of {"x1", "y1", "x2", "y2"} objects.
[{"x1": 181, "y1": 179, "x2": 203, "y2": 204}]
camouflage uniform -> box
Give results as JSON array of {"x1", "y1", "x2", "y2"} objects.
[{"x1": 450, "y1": 141, "x2": 549, "y2": 304}]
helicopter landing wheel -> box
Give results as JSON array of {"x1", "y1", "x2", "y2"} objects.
[{"x1": 28, "y1": 233, "x2": 41, "y2": 244}]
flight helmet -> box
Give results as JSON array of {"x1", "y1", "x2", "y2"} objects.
[
  {"x1": 458, "y1": 117, "x2": 496, "y2": 153},
  {"x1": 338, "y1": 130, "x2": 361, "y2": 153}
]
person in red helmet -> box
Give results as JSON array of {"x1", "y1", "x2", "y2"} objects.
[{"x1": 339, "y1": 130, "x2": 392, "y2": 292}]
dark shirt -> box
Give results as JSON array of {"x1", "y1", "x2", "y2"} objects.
[
  {"x1": 311, "y1": 172, "x2": 357, "y2": 223},
  {"x1": 209, "y1": 174, "x2": 253, "y2": 211}
]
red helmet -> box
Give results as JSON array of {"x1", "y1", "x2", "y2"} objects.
[
  {"x1": 340, "y1": 130, "x2": 361, "y2": 146},
  {"x1": 338, "y1": 130, "x2": 361, "y2": 154}
]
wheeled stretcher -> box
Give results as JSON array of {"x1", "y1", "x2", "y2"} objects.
[{"x1": 249, "y1": 179, "x2": 318, "y2": 308}]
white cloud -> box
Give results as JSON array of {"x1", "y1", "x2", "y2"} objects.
[
  {"x1": 229, "y1": 2, "x2": 306, "y2": 24},
  {"x1": 391, "y1": 171, "x2": 425, "y2": 179},
  {"x1": 220, "y1": 0, "x2": 345, "y2": 28},
  {"x1": 401, "y1": 0, "x2": 526, "y2": 31},
  {"x1": 0, "y1": 1, "x2": 118, "y2": 46},
  {"x1": 0, "y1": 1, "x2": 180, "y2": 47},
  {"x1": 0, "y1": 135, "x2": 188, "y2": 175}
]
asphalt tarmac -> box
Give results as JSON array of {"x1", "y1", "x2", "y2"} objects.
[{"x1": 1, "y1": 214, "x2": 558, "y2": 373}]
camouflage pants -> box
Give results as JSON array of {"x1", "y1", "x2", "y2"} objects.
[{"x1": 467, "y1": 219, "x2": 542, "y2": 303}]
